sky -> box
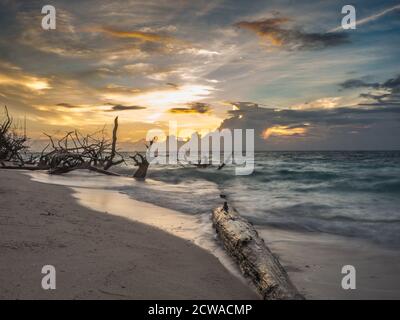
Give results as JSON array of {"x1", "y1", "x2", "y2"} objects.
[{"x1": 0, "y1": 0, "x2": 399, "y2": 150}]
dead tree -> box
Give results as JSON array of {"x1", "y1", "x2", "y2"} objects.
[
  {"x1": 103, "y1": 116, "x2": 123, "y2": 170},
  {"x1": 38, "y1": 117, "x2": 123, "y2": 175},
  {"x1": 0, "y1": 106, "x2": 28, "y2": 164},
  {"x1": 130, "y1": 137, "x2": 157, "y2": 179}
]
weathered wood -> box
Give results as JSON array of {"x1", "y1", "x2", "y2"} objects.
[
  {"x1": 130, "y1": 136, "x2": 157, "y2": 179},
  {"x1": 103, "y1": 116, "x2": 119, "y2": 170},
  {"x1": 48, "y1": 162, "x2": 120, "y2": 176},
  {"x1": 131, "y1": 153, "x2": 149, "y2": 179},
  {"x1": 0, "y1": 165, "x2": 49, "y2": 171},
  {"x1": 212, "y1": 206, "x2": 304, "y2": 300}
]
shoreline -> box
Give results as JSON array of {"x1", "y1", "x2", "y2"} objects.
[
  {"x1": 0, "y1": 170, "x2": 258, "y2": 299},
  {"x1": 27, "y1": 170, "x2": 247, "y2": 282},
  {"x1": 259, "y1": 227, "x2": 400, "y2": 299},
  {"x1": 3, "y1": 169, "x2": 399, "y2": 299}
]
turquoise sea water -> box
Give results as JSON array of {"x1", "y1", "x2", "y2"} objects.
[{"x1": 111, "y1": 151, "x2": 400, "y2": 247}]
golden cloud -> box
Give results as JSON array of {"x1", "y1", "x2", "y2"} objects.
[
  {"x1": 0, "y1": 71, "x2": 50, "y2": 91},
  {"x1": 169, "y1": 102, "x2": 211, "y2": 114},
  {"x1": 262, "y1": 125, "x2": 308, "y2": 139},
  {"x1": 98, "y1": 27, "x2": 185, "y2": 46},
  {"x1": 290, "y1": 97, "x2": 342, "y2": 110},
  {"x1": 235, "y1": 16, "x2": 349, "y2": 50},
  {"x1": 235, "y1": 17, "x2": 290, "y2": 47}
]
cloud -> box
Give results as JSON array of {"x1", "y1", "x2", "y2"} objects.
[
  {"x1": 1, "y1": 0, "x2": 398, "y2": 149},
  {"x1": 107, "y1": 104, "x2": 147, "y2": 111},
  {"x1": 339, "y1": 79, "x2": 380, "y2": 90},
  {"x1": 178, "y1": 48, "x2": 221, "y2": 56},
  {"x1": 339, "y1": 74, "x2": 400, "y2": 107},
  {"x1": 103, "y1": 84, "x2": 214, "y2": 110},
  {"x1": 56, "y1": 103, "x2": 80, "y2": 109},
  {"x1": 16, "y1": 9, "x2": 93, "y2": 57},
  {"x1": 0, "y1": 61, "x2": 51, "y2": 91},
  {"x1": 98, "y1": 27, "x2": 184, "y2": 46},
  {"x1": 330, "y1": 4, "x2": 400, "y2": 32},
  {"x1": 261, "y1": 124, "x2": 309, "y2": 139},
  {"x1": 139, "y1": 25, "x2": 178, "y2": 33},
  {"x1": 56, "y1": 102, "x2": 147, "y2": 111},
  {"x1": 235, "y1": 17, "x2": 349, "y2": 50},
  {"x1": 169, "y1": 102, "x2": 211, "y2": 114},
  {"x1": 97, "y1": 27, "x2": 220, "y2": 59},
  {"x1": 166, "y1": 82, "x2": 180, "y2": 89},
  {"x1": 219, "y1": 99, "x2": 400, "y2": 150},
  {"x1": 291, "y1": 97, "x2": 342, "y2": 110},
  {"x1": 122, "y1": 63, "x2": 153, "y2": 73}
]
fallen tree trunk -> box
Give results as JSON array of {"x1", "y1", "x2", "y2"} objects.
[
  {"x1": 0, "y1": 163, "x2": 50, "y2": 170},
  {"x1": 0, "y1": 166, "x2": 49, "y2": 170},
  {"x1": 48, "y1": 162, "x2": 120, "y2": 176},
  {"x1": 212, "y1": 206, "x2": 304, "y2": 300},
  {"x1": 1, "y1": 160, "x2": 120, "y2": 176}
]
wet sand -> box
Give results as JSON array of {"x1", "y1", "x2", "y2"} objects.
[
  {"x1": 259, "y1": 227, "x2": 400, "y2": 299},
  {"x1": 0, "y1": 170, "x2": 258, "y2": 300}
]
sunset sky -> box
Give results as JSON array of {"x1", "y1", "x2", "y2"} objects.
[{"x1": 0, "y1": 0, "x2": 399, "y2": 150}]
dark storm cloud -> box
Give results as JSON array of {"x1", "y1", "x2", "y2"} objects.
[
  {"x1": 169, "y1": 102, "x2": 211, "y2": 114},
  {"x1": 340, "y1": 74, "x2": 400, "y2": 107},
  {"x1": 340, "y1": 75, "x2": 400, "y2": 91},
  {"x1": 226, "y1": 104, "x2": 398, "y2": 127},
  {"x1": 339, "y1": 79, "x2": 380, "y2": 90},
  {"x1": 219, "y1": 99, "x2": 400, "y2": 150},
  {"x1": 384, "y1": 75, "x2": 400, "y2": 89},
  {"x1": 235, "y1": 17, "x2": 349, "y2": 51}
]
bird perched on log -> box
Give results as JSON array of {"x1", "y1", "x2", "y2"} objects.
[{"x1": 220, "y1": 194, "x2": 229, "y2": 211}]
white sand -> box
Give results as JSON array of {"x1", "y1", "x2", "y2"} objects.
[
  {"x1": 0, "y1": 170, "x2": 258, "y2": 299},
  {"x1": 28, "y1": 171, "x2": 246, "y2": 280}
]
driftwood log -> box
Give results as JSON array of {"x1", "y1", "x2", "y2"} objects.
[
  {"x1": 212, "y1": 206, "x2": 304, "y2": 300},
  {"x1": 130, "y1": 136, "x2": 157, "y2": 179},
  {"x1": 0, "y1": 163, "x2": 49, "y2": 170}
]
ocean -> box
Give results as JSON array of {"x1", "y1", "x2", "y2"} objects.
[
  {"x1": 111, "y1": 150, "x2": 400, "y2": 248},
  {"x1": 26, "y1": 150, "x2": 400, "y2": 298}
]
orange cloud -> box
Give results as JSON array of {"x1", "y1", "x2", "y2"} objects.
[
  {"x1": 262, "y1": 125, "x2": 307, "y2": 139},
  {"x1": 169, "y1": 102, "x2": 211, "y2": 114},
  {"x1": 98, "y1": 27, "x2": 184, "y2": 46},
  {"x1": 235, "y1": 17, "x2": 290, "y2": 47},
  {"x1": 235, "y1": 17, "x2": 348, "y2": 50}
]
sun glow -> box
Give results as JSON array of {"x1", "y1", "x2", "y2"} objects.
[
  {"x1": 103, "y1": 84, "x2": 214, "y2": 110},
  {"x1": 0, "y1": 74, "x2": 50, "y2": 91}
]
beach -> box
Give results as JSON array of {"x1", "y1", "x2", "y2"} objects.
[
  {"x1": 1, "y1": 167, "x2": 400, "y2": 300},
  {"x1": 260, "y1": 227, "x2": 400, "y2": 299},
  {"x1": 0, "y1": 170, "x2": 258, "y2": 300}
]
